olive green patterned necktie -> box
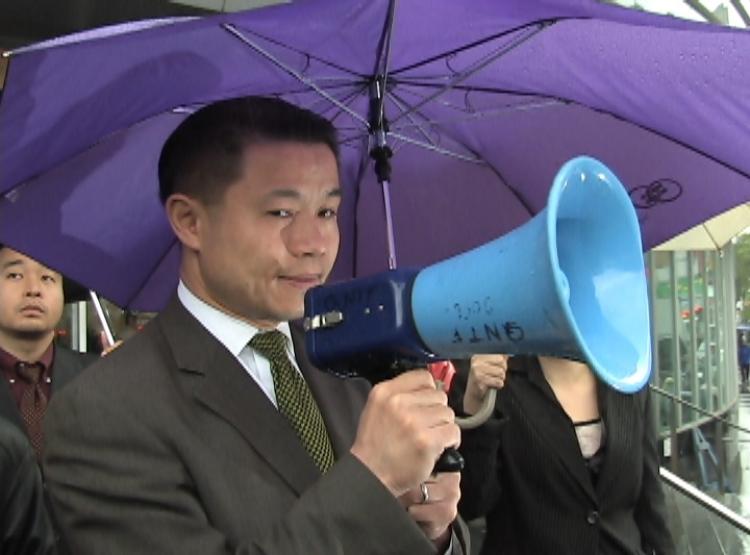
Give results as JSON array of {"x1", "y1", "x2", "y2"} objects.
[{"x1": 250, "y1": 330, "x2": 334, "y2": 473}]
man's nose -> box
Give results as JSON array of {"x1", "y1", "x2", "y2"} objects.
[
  {"x1": 286, "y1": 215, "x2": 329, "y2": 257},
  {"x1": 24, "y1": 278, "x2": 43, "y2": 297}
]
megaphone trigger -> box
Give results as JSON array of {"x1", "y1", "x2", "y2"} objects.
[{"x1": 426, "y1": 360, "x2": 456, "y2": 392}]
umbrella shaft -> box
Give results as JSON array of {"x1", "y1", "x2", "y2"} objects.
[{"x1": 381, "y1": 179, "x2": 397, "y2": 270}]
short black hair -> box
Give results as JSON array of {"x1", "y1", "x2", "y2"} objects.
[{"x1": 158, "y1": 96, "x2": 339, "y2": 205}]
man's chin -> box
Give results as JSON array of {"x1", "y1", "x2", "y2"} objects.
[
  {"x1": 283, "y1": 306, "x2": 306, "y2": 323},
  {"x1": 11, "y1": 327, "x2": 54, "y2": 340}
]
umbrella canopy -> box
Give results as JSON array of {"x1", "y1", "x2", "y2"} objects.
[
  {"x1": 652, "y1": 202, "x2": 750, "y2": 251},
  {"x1": 1, "y1": 0, "x2": 748, "y2": 311}
]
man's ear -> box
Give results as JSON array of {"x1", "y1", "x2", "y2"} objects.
[{"x1": 165, "y1": 194, "x2": 204, "y2": 251}]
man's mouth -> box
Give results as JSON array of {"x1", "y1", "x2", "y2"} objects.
[
  {"x1": 278, "y1": 274, "x2": 322, "y2": 289},
  {"x1": 19, "y1": 305, "x2": 45, "y2": 315}
]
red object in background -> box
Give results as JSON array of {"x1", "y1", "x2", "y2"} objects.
[
  {"x1": 694, "y1": 305, "x2": 704, "y2": 315},
  {"x1": 55, "y1": 328, "x2": 68, "y2": 337},
  {"x1": 427, "y1": 360, "x2": 456, "y2": 392}
]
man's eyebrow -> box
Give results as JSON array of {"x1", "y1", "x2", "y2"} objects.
[
  {"x1": 263, "y1": 187, "x2": 342, "y2": 199},
  {"x1": 1, "y1": 259, "x2": 22, "y2": 270}
]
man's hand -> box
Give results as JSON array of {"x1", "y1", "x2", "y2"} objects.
[
  {"x1": 350, "y1": 370, "x2": 460, "y2": 498},
  {"x1": 463, "y1": 354, "x2": 508, "y2": 415},
  {"x1": 399, "y1": 472, "x2": 461, "y2": 550}
]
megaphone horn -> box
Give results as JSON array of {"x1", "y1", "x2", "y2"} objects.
[{"x1": 411, "y1": 156, "x2": 651, "y2": 393}]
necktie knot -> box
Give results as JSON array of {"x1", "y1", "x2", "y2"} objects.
[
  {"x1": 16, "y1": 362, "x2": 43, "y2": 384},
  {"x1": 249, "y1": 330, "x2": 288, "y2": 364}
]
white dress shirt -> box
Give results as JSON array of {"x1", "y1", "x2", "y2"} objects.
[{"x1": 177, "y1": 280, "x2": 302, "y2": 408}]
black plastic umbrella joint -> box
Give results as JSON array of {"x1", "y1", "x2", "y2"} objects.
[
  {"x1": 370, "y1": 144, "x2": 393, "y2": 183},
  {"x1": 368, "y1": 74, "x2": 393, "y2": 183}
]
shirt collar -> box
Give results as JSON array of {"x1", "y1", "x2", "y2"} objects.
[
  {"x1": 0, "y1": 341, "x2": 55, "y2": 377},
  {"x1": 177, "y1": 281, "x2": 293, "y2": 357}
]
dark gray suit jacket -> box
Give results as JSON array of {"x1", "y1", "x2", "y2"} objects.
[
  {"x1": 0, "y1": 344, "x2": 95, "y2": 436},
  {"x1": 44, "y1": 297, "x2": 462, "y2": 554},
  {"x1": 0, "y1": 416, "x2": 56, "y2": 554}
]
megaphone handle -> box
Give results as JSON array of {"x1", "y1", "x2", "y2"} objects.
[{"x1": 434, "y1": 447, "x2": 465, "y2": 473}]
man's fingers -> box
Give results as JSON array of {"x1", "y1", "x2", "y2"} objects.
[
  {"x1": 406, "y1": 473, "x2": 461, "y2": 540},
  {"x1": 385, "y1": 369, "x2": 437, "y2": 391}
]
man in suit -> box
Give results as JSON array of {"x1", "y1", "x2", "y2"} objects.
[
  {"x1": 44, "y1": 96, "x2": 465, "y2": 554},
  {"x1": 0, "y1": 245, "x2": 97, "y2": 460}
]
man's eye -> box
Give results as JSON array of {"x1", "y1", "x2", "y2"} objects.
[
  {"x1": 6, "y1": 272, "x2": 21, "y2": 280},
  {"x1": 319, "y1": 208, "x2": 337, "y2": 219},
  {"x1": 268, "y1": 209, "x2": 292, "y2": 218},
  {"x1": 42, "y1": 275, "x2": 57, "y2": 283}
]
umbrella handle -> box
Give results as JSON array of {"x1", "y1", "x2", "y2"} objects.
[
  {"x1": 89, "y1": 290, "x2": 115, "y2": 348},
  {"x1": 434, "y1": 447, "x2": 465, "y2": 473},
  {"x1": 432, "y1": 389, "x2": 497, "y2": 473}
]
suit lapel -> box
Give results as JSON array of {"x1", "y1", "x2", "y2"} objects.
[
  {"x1": 159, "y1": 298, "x2": 321, "y2": 496},
  {"x1": 595, "y1": 385, "x2": 640, "y2": 500},
  {"x1": 51, "y1": 345, "x2": 91, "y2": 394},
  {"x1": 512, "y1": 358, "x2": 598, "y2": 503},
  {"x1": 0, "y1": 377, "x2": 24, "y2": 430}
]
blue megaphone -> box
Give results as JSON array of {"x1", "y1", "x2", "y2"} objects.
[{"x1": 304, "y1": 156, "x2": 651, "y2": 394}]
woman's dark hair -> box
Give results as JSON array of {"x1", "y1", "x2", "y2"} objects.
[{"x1": 158, "y1": 96, "x2": 339, "y2": 205}]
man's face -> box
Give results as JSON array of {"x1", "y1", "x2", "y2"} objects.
[
  {"x1": 0, "y1": 248, "x2": 64, "y2": 338},
  {"x1": 194, "y1": 141, "x2": 341, "y2": 327}
]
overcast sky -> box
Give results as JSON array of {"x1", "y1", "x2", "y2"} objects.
[{"x1": 614, "y1": 0, "x2": 746, "y2": 26}]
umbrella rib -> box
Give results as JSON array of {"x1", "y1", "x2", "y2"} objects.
[
  {"x1": 388, "y1": 132, "x2": 534, "y2": 216},
  {"x1": 387, "y1": 88, "x2": 562, "y2": 152},
  {"x1": 390, "y1": 22, "x2": 551, "y2": 125},
  {"x1": 222, "y1": 23, "x2": 369, "y2": 129},
  {"x1": 387, "y1": 89, "x2": 447, "y2": 154},
  {"x1": 703, "y1": 224, "x2": 721, "y2": 250},
  {"x1": 388, "y1": 83, "x2": 565, "y2": 128},
  {"x1": 222, "y1": 26, "x2": 365, "y2": 80},
  {"x1": 387, "y1": 86, "x2": 482, "y2": 162},
  {"x1": 319, "y1": 84, "x2": 370, "y2": 127},
  {"x1": 387, "y1": 90, "x2": 538, "y2": 217},
  {"x1": 390, "y1": 19, "x2": 559, "y2": 76},
  {"x1": 394, "y1": 80, "x2": 566, "y2": 98},
  {"x1": 387, "y1": 132, "x2": 484, "y2": 163},
  {"x1": 390, "y1": 102, "x2": 534, "y2": 216},
  {"x1": 391, "y1": 80, "x2": 750, "y2": 184}
]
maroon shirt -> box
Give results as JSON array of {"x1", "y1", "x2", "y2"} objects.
[{"x1": 0, "y1": 342, "x2": 54, "y2": 408}]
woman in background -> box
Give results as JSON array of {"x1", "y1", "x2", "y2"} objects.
[{"x1": 457, "y1": 354, "x2": 675, "y2": 555}]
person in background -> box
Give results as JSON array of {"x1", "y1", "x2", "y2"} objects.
[
  {"x1": 455, "y1": 354, "x2": 675, "y2": 555},
  {"x1": 0, "y1": 245, "x2": 97, "y2": 461},
  {"x1": 739, "y1": 336, "x2": 750, "y2": 392},
  {"x1": 43, "y1": 96, "x2": 466, "y2": 554}
]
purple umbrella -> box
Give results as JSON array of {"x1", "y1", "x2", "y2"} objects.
[{"x1": 0, "y1": 0, "x2": 748, "y2": 311}]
